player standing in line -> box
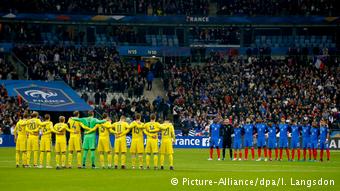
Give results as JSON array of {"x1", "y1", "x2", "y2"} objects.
[
  {"x1": 220, "y1": 119, "x2": 233, "y2": 161},
  {"x1": 255, "y1": 118, "x2": 268, "y2": 161},
  {"x1": 159, "y1": 118, "x2": 175, "y2": 170},
  {"x1": 143, "y1": 114, "x2": 161, "y2": 169},
  {"x1": 51, "y1": 116, "x2": 68, "y2": 169},
  {"x1": 301, "y1": 119, "x2": 312, "y2": 161},
  {"x1": 319, "y1": 119, "x2": 330, "y2": 161},
  {"x1": 26, "y1": 112, "x2": 44, "y2": 167},
  {"x1": 208, "y1": 118, "x2": 222, "y2": 160},
  {"x1": 86, "y1": 113, "x2": 113, "y2": 169},
  {"x1": 127, "y1": 114, "x2": 145, "y2": 169},
  {"x1": 278, "y1": 117, "x2": 290, "y2": 161},
  {"x1": 110, "y1": 115, "x2": 129, "y2": 169},
  {"x1": 310, "y1": 120, "x2": 319, "y2": 162},
  {"x1": 267, "y1": 120, "x2": 278, "y2": 161},
  {"x1": 290, "y1": 119, "x2": 301, "y2": 161},
  {"x1": 39, "y1": 114, "x2": 53, "y2": 168},
  {"x1": 232, "y1": 122, "x2": 243, "y2": 161},
  {"x1": 14, "y1": 112, "x2": 29, "y2": 168},
  {"x1": 67, "y1": 111, "x2": 85, "y2": 168},
  {"x1": 243, "y1": 118, "x2": 255, "y2": 160},
  {"x1": 72, "y1": 111, "x2": 106, "y2": 168}
]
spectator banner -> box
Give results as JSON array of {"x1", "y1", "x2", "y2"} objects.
[{"x1": 0, "y1": 80, "x2": 92, "y2": 111}]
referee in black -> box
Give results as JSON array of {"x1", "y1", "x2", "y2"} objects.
[{"x1": 220, "y1": 118, "x2": 233, "y2": 160}]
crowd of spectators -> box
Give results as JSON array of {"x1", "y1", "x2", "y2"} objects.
[
  {"x1": 190, "y1": 27, "x2": 241, "y2": 45},
  {"x1": 1, "y1": 0, "x2": 338, "y2": 16},
  {"x1": 217, "y1": 0, "x2": 338, "y2": 16},
  {"x1": 163, "y1": 53, "x2": 339, "y2": 132},
  {"x1": 13, "y1": 45, "x2": 149, "y2": 96}
]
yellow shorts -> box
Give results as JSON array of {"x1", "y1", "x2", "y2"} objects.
[
  {"x1": 55, "y1": 138, "x2": 67, "y2": 153},
  {"x1": 145, "y1": 139, "x2": 158, "y2": 154},
  {"x1": 114, "y1": 137, "x2": 127, "y2": 153},
  {"x1": 130, "y1": 138, "x2": 144, "y2": 154},
  {"x1": 27, "y1": 136, "x2": 39, "y2": 151},
  {"x1": 98, "y1": 137, "x2": 111, "y2": 152},
  {"x1": 68, "y1": 135, "x2": 81, "y2": 152},
  {"x1": 16, "y1": 136, "x2": 27, "y2": 151},
  {"x1": 160, "y1": 139, "x2": 174, "y2": 154},
  {"x1": 40, "y1": 138, "x2": 51, "y2": 152}
]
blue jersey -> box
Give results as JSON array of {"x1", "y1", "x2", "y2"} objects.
[
  {"x1": 243, "y1": 124, "x2": 254, "y2": 139},
  {"x1": 310, "y1": 127, "x2": 319, "y2": 142},
  {"x1": 233, "y1": 128, "x2": 242, "y2": 141},
  {"x1": 301, "y1": 125, "x2": 310, "y2": 139},
  {"x1": 255, "y1": 123, "x2": 267, "y2": 139},
  {"x1": 319, "y1": 126, "x2": 328, "y2": 142},
  {"x1": 278, "y1": 123, "x2": 289, "y2": 140},
  {"x1": 268, "y1": 124, "x2": 277, "y2": 140},
  {"x1": 291, "y1": 125, "x2": 300, "y2": 141},
  {"x1": 210, "y1": 123, "x2": 221, "y2": 138}
]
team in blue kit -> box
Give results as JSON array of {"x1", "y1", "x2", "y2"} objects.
[{"x1": 208, "y1": 116, "x2": 331, "y2": 162}]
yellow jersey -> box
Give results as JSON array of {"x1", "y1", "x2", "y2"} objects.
[
  {"x1": 53, "y1": 123, "x2": 68, "y2": 140},
  {"x1": 129, "y1": 121, "x2": 144, "y2": 139},
  {"x1": 15, "y1": 119, "x2": 28, "y2": 137},
  {"x1": 143, "y1": 121, "x2": 161, "y2": 139},
  {"x1": 160, "y1": 123, "x2": 175, "y2": 140},
  {"x1": 41, "y1": 121, "x2": 53, "y2": 139},
  {"x1": 26, "y1": 118, "x2": 44, "y2": 136},
  {"x1": 112, "y1": 121, "x2": 130, "y2": 137},
  {"x1": 67, "y1": 118, "x2": 82, "y2": 137},
  {"x1": 98, "y1": 121, "x2": 112, "y2": 138}
]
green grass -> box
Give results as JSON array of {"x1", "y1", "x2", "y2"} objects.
[{"x1": 0, "y1": 148, "x2": 339, "y2": 191}]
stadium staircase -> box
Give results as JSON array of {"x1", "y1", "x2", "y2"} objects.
[
  {"x1": 143, "y1": 78, "x2": 166, "y2": 101},
  {"x1": 7, "y1": 53, "x2": 28, "y2": 80}
]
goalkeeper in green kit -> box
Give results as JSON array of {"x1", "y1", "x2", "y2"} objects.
[{"x1": 72, "y1": 111, "x2": 106, "y2": 168}]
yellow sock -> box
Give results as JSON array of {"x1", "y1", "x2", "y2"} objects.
[
  {"x1": 46, "y1": 152, "x2": 51, "y2": 166},
  {"x1": 61, "y1": 154, "x2": 66, "y2": 167},
  {"x1": 39, "y1": 152, "x2": 44, "y2": 166},
  {"x1": 27, "y1": 151, "x2": 31, "y2": 166},
  {"x1": 121, "y1": 154, "x2": 126, "y2": 166},
  {"x1": 169, "y1": 154, "x2": 174, "y2": 166},
  {"x1": 146, "y1": 154, "x2": 150, "y2": 167},
  {"x1": 16, "y1": 151, "x2": 20, "y2": 165},
  {"x1": 108, "y1": 153, "x2": 112, "y2": 167},
  {"x1": 160, "y1": 154, "x2": 165, "y2": 166},
  {"x1": 56, "y1": 154, "x2": 60, "y2": 166},
  {"x1": 68, "y1": 153, "x2": 73, "y2": 166},
  {"x1": 154, "y1": 154, "x2": 158, "y2": 167},
  {"x1": 77, "y1": 152, "x2": 82, "y2": 167},
  {"x1": 138, "y1": 155, "x2": 143, "y2": 167},
  {"x1": 131, "y1": 155, "x2": 136, "y2": 167},
  {"x1": 100, "y1": 154, "x2": 104, "y2": 167},
  {"x1": 114, "y1": 154, "x2": 119, "y2": 166},
  {"x1": 33, "y1": 151, "x2": 39, "y2": 166},
  {"x1": 22, "y1": 152, "x2": 27, "y2": 165}
]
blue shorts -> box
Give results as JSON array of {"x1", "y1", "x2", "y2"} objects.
[
  {"x1": 279, "y1": 138, "x2": 288, "y2": 148},
  {"x1": 319, "y1": 140, "x2": 329, "y2": 150},
  {"x1": 302, "y1": 138, "x2": 310, "y2": 149},
  {"x1": 268, "y1": 138, "x2": 277, "y2": 149},
  {"x1": 210, "y1": 138, "x2": 222, "y2": 148},
  {"x1": 290, "y1": 139, "x2": 300, "y2": 148},
  {"x1": 310, "y1": 140, "x2": 318, "y2": 149},
  {"x1": 244, "y1": 137, "x2": 253, "y2": 147},
  {"x1": 233, "y1": 141, "x2": 242, "y2": 149},
  {"x1": 257, "y1": 137, "x2": 266, "y2": 147}
]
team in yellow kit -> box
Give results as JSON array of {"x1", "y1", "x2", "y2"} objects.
[
  {"x1": 67, "y1": 111, "x2": 84, "y2": 168},
  {"x1": 14, "y1": 111, "x2": 175, "y2": 170},
  {"x1": 39, "y1": 114, "x2": 53, "y2": 168},
  {"x1": 86, "y1": 113, "x2": 113, "y2": 169},
  {"x1": 14, "y1": 112, "x2": 29, "y2": 167},
  {"x1": 110, "y1": 115, "x2": 130, "y2": 169}
]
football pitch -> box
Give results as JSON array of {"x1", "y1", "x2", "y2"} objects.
[{"x1": 0, "y1": 148, "x2": 339, "y2": 191}]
